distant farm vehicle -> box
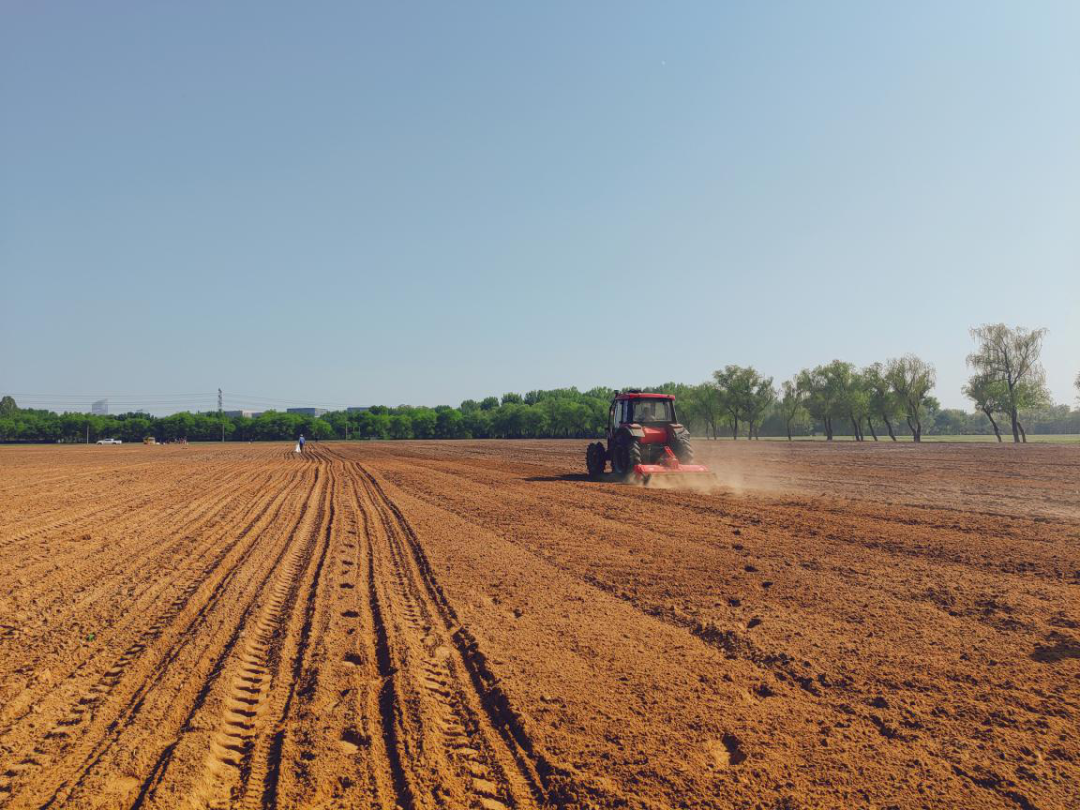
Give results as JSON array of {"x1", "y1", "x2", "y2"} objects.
[
  {"x1": 143, "y1": 437, "x2": 157, "y2": 445},
  {"x1": 96, "y1": 438, "x2": 123, "y2": 445},
  {"x1": 585, "y1": 391, "x2": 712, "y2": 483}
]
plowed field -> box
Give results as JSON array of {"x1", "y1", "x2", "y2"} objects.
[{"x1": 1, "y1": 441, "x2": 1078, "y2": 810}]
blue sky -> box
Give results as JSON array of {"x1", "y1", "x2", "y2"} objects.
[{"x1": 3, "y1": 2, "x2": 1077, "y2": 414}]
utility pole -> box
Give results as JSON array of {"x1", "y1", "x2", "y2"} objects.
[
  {"x1": 218, "y1": 388, "x2": 224, "y2": 442},
  {"x1": 86, "y1": 422, "x2": 89, "y2": 444}
]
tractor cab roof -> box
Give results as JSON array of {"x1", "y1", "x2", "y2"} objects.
[{"x1": 614, "y1": 391, "x2": 675, "y2": 401}]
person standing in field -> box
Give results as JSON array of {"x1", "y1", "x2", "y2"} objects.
[{"x1": 298, "y1": 434, "x2": 306, "y2": 453}]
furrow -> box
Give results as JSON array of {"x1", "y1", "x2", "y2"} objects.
[
  {"x1": 346, "y1": 454, "x2": 551, "y2": 810},
  {"x1": 174, "y1": 468, "x2": 329, "y2": 810},
  {"x1": 10, "y1": 464, "x2": 312, "y2": 809}
]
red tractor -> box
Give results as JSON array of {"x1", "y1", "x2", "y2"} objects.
[{"x1": 585, "y1": 391, "x2": 711, "y2": 482}]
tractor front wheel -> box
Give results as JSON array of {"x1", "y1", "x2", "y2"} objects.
[{"x1": 586, "y1": 442, "x2": 607, "y2": 477}]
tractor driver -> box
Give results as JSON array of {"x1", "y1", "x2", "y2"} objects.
[{"x1": 633, "y1": 400, "x2": 668, "y2": 423}]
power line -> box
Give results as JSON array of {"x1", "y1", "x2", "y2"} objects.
[
  {"x1": 227, "y1": 393, "x2": 358, "y2": 408},
  {"x1": 6, "y1": 391, "x2": 358, "y2": 406},
  {"x1": 6, "y1": 390, "x2": 366, "y2": 414},
  {"x1": 5, "y1": 392, "x2": 218, "y2": 399}
]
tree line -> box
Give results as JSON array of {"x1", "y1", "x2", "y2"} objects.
[
  {"x1": 1, "y1": 323, "x2": 1076, "y2": 444},
  {"x1": 0, "y1": 390, "x2": 613, "y2": 444},
  {"x1": 666, "y1": 324, "x2": 1068, "y2": 443},
  {"x1": 679, "y1": 354, "x2": 936, "y2": 442}
]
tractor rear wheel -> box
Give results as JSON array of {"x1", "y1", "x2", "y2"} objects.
[
  {"x1": 672, "y1": 434, "x2": 695, "y2": 464},
  {"x1": 612, "y1": 436, "x2": 642, "y2": 477},
  {"x1": 586, "y1": 442, "x2": 607, "y2": 477}
]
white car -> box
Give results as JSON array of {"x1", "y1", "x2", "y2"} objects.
[{"x1": 96, "y1": 438, "x2": 123, "y2": 445}]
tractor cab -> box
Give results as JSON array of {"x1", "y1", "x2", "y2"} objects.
[{"x1": 610, "y1": 395, "x2": 675, "y2": 429}]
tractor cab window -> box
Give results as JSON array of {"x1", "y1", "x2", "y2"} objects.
[
  {"x1": 611, "y1": 401, "x2": 624, "y2": 428},
  {"x1": 630, "y1": 399, "x2": 673, "y2": 424}
]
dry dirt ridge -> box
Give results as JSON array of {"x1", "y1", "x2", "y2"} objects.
[{"x1": 0, "y1": 440, "x2": 1077, "y2": 810}]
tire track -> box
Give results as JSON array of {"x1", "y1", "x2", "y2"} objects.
[
  {"x1": 0, "y1": 461, "x2": 256, "y2": 664},
  {"x1": 134, "y1": 464, "x2": 330, "y2": 810},
  {"x1": 236, "y1": 456, "x2": 335, "y2": 810},
  {"x1": 0, "y1": 465, "x2": 272, "y2": 708},
  {"x1": 344, "y1": 453, "x2": 552, "y2": 810},
  {"x1": 0, "y1": 459, "x2": 250, "y2": 556},
  {"x1": 5, "y1": 466, "x2": 312, "y2": 809},
  {"x1": 263, "y1": 452, "x2": 397, "y2": 809}
]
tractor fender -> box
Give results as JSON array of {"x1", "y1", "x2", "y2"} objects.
[{"x1": 624, "y1": 424, "x2": 646, "y2": 439}]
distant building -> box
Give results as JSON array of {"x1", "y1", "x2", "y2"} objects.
[
  {"x1": 287, "y1": 407, "x2": 328, "y2": 418},
  {"x1": 91, "y1": 399, "x2": 108, "y2": 416},
  {"x1": 347, "y1": 406, "x2": 370, "y2": 414},
  {"x1": 223, "y1": 410, "x2": 259, "y2": 419}
]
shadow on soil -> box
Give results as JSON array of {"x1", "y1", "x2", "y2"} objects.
[
  {"x1": 1031, "y1": 635, "x2": 1080, "y2": 663},
  {"x1": 522, "y1": 473, "x2": 623, "y2": 484}
]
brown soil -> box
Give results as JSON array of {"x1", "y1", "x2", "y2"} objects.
[{"x1": 1, "y1": 440, "x2": 1077, "y2": 809}]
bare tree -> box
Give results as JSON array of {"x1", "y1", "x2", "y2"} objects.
[
  {"x1": 966, "y1": 324, "x2": 1049, "y2": 443},
  {"x1": 886, "y1": 355, "x2": 936, "y2": 442}
]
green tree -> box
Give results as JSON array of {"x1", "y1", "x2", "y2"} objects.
[
  {"x1": 797, "y1": 361, "x2": 851, "y2": 440},
  {"x1": 834, "y1": 365, "x2": 869, "y2": 441},
  {"x1": 309, "y1": 418, "x2": 336, "y2": 440},
  {"x1": 0, "y1": 395, "x2": 17, "y2": 416},
  {"x1": 683, "y1": 382, "x2": 720, "y2": 439},
  {"x1": 491, "y1": 403, "x2": 525, "y2": 438},
  {"x1": 886, "y1": 355, "x2": 936, "y2": 442},
  {"x1": 545, "y1": 399, "x2": 583, "y2": 437},
  {"x1": 117, "y1": 416, "x2": 153, "y2": 443},
  {"x1": 863, "y1": 363, "x2": 902, "y2": 441},
  {"x1": 367, "y1": 412, "x2": 392, "y2": 439},
  {"x1": 522, "y1": 404, "x2": 550, "y2": 438},
  {"x1": 966, "y1": 323, "x2": 1049, "y2": 443},
  {"x1": 962, "y1": 373, "x2": 1009, "y2": 442},
  {"x1": 713, "y1": 366, "x2": 772, "y2": 439},
  {"x1": 584, "y1": 386, "x2": 615, "y2": 401},
  {"x1": 745, "y1": 375, "x2": 775, "y2": 440},
  {"x1": 779, "y1": 378, "x2": 806, "y2": 441},
  {"x1": 58, "y1": 412, "x2": 87, "y2": 443},
  {"x1": 797, "y1": 367, "x2": 829, "y2": 439},
  {"x1": 409, "y1": 408, "x2": 437, "y2": 439},
  {"x1": 323, "y1": 411, "x2": 349, "y2": 438},
  {"x1": 713, "y1": 367, "x2": 744, "y2": 438},
  {"x1": 388, "y1": 414, "x2": 413, "y2": 439},
  {"x1": 462, "y1": 408, "x2": 492, "y2": 438},
  {"x1": 435, "y1": 408, "x2": 469, "y2": 439}
]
